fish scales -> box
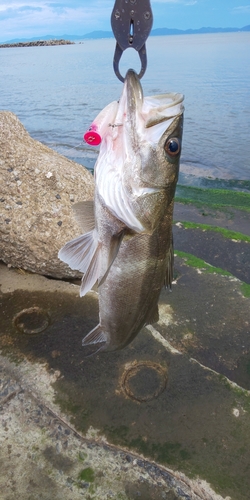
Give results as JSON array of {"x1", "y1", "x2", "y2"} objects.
[
  {"x1": 96, "y1": 194, "x2": 174, "y2": 350},
  {"x1": 58, "y1": 69, "x2": 184, "y2": 353}
]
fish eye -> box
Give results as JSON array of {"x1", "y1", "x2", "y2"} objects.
[{"x1": 164, "y1": 137, "x2": 181, "y2": 157}]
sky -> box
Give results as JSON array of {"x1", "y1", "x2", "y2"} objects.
[{"x1": 0, "y1": 0, "x2": 250, "y2": 42}]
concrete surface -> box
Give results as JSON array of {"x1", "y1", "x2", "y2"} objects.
[{"x1": 0, "y1": 200, "x2": 250, "y2": 500}]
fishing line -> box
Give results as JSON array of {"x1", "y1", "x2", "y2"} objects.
[{"x1": 67, "y1": 142, "x2": 83, "y2": 149}]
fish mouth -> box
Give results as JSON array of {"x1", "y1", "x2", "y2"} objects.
[
  {"x1": 123, "y1": 69, "x2": 184, "y2": 136},
  {"x1": 124, "y1": 69, "x2": 143, "y2": 122}
]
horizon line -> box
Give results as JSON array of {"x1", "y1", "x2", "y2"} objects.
[{"x1": 1, "y1": 24, "x2": 250, "y2": 44}]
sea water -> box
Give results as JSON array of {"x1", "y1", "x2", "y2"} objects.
[{"x1": 0, "y1": 32, "x2": 250, "y2": 181}]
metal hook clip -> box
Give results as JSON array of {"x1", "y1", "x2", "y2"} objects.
[
  {"x1": 113, "y1": 42, "x2": 147, "y2": 83},
  {"x1": 111, "y1": 0, "x2": 153, "y2": 82}
]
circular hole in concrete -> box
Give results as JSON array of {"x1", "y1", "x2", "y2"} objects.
[
  {"x1": 13, "y1": 307, "x2": 50, "y2": 334},
  {"x1": 122, "y1": 362, "x2": 167, "y2": 402}
]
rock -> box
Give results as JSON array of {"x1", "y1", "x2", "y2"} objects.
[
  {"x1": 0, "y1": 111, "x2": 94, "y2": 278},
  {"x1": 0, "y1": 40, "x2": 75, "y2": 48}
]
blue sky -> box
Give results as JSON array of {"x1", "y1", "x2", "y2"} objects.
[{"x1": 0, "y1": 0, "x2": 250, "y2": 42}]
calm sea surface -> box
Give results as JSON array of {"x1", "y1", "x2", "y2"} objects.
[{"x1": 0, "y1": 32, "x2": 250, "y2": 182}]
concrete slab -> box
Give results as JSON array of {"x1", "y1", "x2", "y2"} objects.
[
  {"x1": 174, "y1": 203, "x2": 250, "y2": 237},
  {"x1": 173, "y1": 224, "x2": 250, "y2": 284},
  {"x1": 1, "y1": 257, "x2": 249, "y2": 500},
  {"x1": 1, "y1": 360, "x2": 198, "y2": 500}
]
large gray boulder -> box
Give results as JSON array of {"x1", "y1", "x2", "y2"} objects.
[{"x1": 0, "y1": 111, "x2": 94, "y2": 278}]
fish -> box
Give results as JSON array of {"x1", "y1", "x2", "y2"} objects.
[{"x1": 58, "y1": 69, "x2": 184, "y2": 352}]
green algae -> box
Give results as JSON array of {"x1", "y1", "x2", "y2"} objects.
[
  {"x1": 175, "y1": 185, "x2": 250, "y2": 212},
  {"x1": 78, "y1": 467, "x2": 95, "y2": 483},
  {"x1": 217, "y1": 375, "x2": 250, "y2": 411},
  {"x1": 106, "y1": 425, "x2": 129, "y2": 442},
  {"x1": 241, "y1": 282, "x2": 250, "y2": 298},
  {"x1": 178, "y1": 175, "x2": 250, "y2": 192},
  {"x1": 104, "y1": 428, "x2": 192, "y2": 467},
  {"x1": 175, "y1": 221, "x2": 250, "y2": 243},
  {"x1": 175, "y1": 250, "x2": 232, "y2": 276},
  {"x1": 101, "y1": 426, "x2": 246, "y2": 499},
  {"x1": 175, "y1": 251, "x2": 250, "y2": 299},
  {"x1": 54, "y1": 396, "x2": 82, "y2": 416}
]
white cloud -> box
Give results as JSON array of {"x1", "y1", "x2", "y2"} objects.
[
  {"x1": 232, "y1": 5, "x2": 250, "y2": 14},
  {"x1": 0, "y1": 1, "x2": 113, "y2": 40}
]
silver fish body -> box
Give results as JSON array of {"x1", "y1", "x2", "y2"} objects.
[
  {"x1": 93, "y1": 191, "x2": 174, "y2": 350},
  {"x1": 59, "y1": 70, "x2": 184, "y2": 352}
]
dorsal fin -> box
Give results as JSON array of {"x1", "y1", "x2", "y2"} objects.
[{"x1": 72, "y1": 200, "x2": 95, "y2": 233}]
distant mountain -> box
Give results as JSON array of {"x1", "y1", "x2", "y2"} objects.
[
  {"x1": 79, "y1": 31, "x2": 113, "y2": 39},
  {"x1": 2, "y1": 25, "x2": 250, "y2": 44},
  {"x1": 2, "y1": 32, "x2": 113, "y2": 43},
  {"x1": 151, "y1": 25, "x2": 250, "y2": 36},
  {"x1": 4, "y1": 35, "x2": 59, "y2": 43}
]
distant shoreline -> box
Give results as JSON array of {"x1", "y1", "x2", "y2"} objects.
[
  {"x1": 0, "y1": 39, "x2": 75, "y2": 48},
  {"x1": 1, "y1": 25, "x2": 250, "y2": 45}
]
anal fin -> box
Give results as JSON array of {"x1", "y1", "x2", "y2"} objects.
[{"x1": 82, "y1": 324, "x2": 108, "y2": 346}]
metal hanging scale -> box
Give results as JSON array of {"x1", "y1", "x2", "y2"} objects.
[{"x1": 111, "y1": 0, "x2": 153, "y2": 82}]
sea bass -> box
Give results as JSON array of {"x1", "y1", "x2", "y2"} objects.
[{"x1": 59, "y1": 69, "x2": 184, "y2": 352}]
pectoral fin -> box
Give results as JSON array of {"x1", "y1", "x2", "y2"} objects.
[
  {"x1": 80, "y1": 242, "x2": 102, "y2": 297},
  {"x1": 98, "y1": 229, "x2": 125, "y2": 287},
  {"x1": 58, "y1": 229, "x2": 101, "y2": 296},
  {"x1": 164, "y1": 237, "x2": 174, "y2": 289},
  {"x1": 72, "y1": 200, "x2": 95, "y2": 233}
]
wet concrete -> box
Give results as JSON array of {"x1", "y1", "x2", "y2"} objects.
[
  {"x1": 173, "y1": 224, "x2": 250, "y2": 283},
  {"x1": 0, "y1": 362, "x2": 192, "y2": 500},
  {"x1": 174, "y1": 203, "x2": 250, "y2": 237},
  {"x1": 158, "y1": 260, "x2": 250, "y2": 389},
  {"x1": 0, "y1": 200, "x2": 250, "y2": 500},
  {"x1": 0, "y1": 261, "x2": 250, "y2": 500}
]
